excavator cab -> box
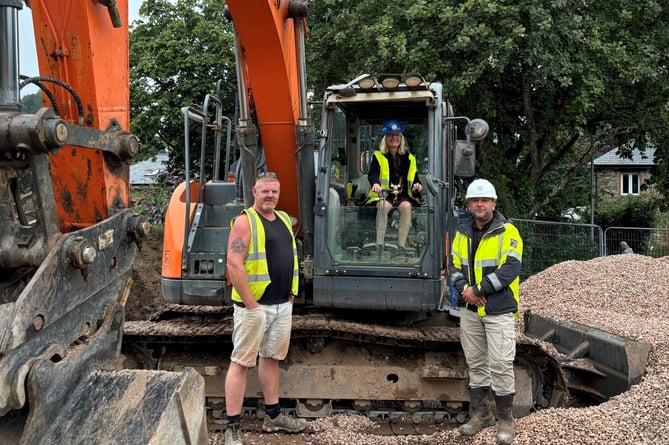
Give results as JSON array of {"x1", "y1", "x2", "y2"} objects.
[
  {"x1": 322, "y1": 117, "x2": 429, "y2": 266},
  {"x1": 312, "y1": 75, "x2": 448, "y2": 311}
]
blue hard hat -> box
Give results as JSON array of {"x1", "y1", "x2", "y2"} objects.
[{"x1": 381, "y1": 120, "x2": 404, "y2": 136}]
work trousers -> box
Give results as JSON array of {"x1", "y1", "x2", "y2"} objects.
[{"x1": 460, "y1": 309, "x2": 516, "y2": 395}]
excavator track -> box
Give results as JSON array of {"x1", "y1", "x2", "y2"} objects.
[{"x1": 123, "y1": 305, "x2": 568, "y2": 425}]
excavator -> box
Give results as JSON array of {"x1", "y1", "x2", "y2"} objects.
[
  {"x1": 1, "y1": 0, "x2": 650, "y2": 441},
  {"x1": 146, "y1": 0, "x2": 652, "y2": 425},
  {"x1": 145, "y1": 0, "x2": 560, "y2": 424}
]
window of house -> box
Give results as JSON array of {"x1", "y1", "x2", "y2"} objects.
[{"x1": 620, "y1": 172, "x2": 640, "y2": 195}]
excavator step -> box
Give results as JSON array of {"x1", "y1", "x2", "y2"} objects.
[{"x1": 524, "y1": 312, "x2": 652, "y2": 402}]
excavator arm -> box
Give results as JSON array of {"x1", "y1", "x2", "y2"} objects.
[
  {"x1": 28, "y1": 0, "x2": 135, "y2": 231},
  {"x1": 226, "y1": 0, "x2": 314, "y2": 241}
]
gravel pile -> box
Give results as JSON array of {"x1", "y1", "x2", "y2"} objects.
[{"x1": 210, "y1": 254, "x2": 669, "y2": 444}]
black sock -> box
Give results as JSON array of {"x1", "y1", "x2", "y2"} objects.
[
  {"x1": 265, "y1": 403, "x2": 281, "y2": 420},
  {"x1": 227, "y1": 414, "x2": 241, "y2": 427}
]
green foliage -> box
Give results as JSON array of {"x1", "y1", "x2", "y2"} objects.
[
  {"x1": 305, "y1": 0, "x2": 669, "y2": 216},
  {"x1": 595, "y1": 195, "x2": 662, "y2": 255},
  {"x1": 21, "y1": 92, "x2": 43, "y2": 114},
  {"x1": 595, "y1": 195, "x2": 660, "y2": 228},
  {"x1": 129, "y1": 0, "x2": 236, "y2": 163},
  {"x1": 127, "y1": 0, "x2": 669, "y2": 217}
]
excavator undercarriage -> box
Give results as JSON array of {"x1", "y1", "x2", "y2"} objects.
[
  {"x1": 123, "y1": 303, "x2": 652, "y2": 428},
  {"x1": 124, "y1": 305, "x2": 568, "y2": 425}
]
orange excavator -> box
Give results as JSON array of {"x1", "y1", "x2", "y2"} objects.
[
  {"x1": 152, "y1": 0, "x2": 573, "y2": 424},
  {"x1": 150, "y1": 0, "x2": 651, "y2": 425},
  {"x1": 0, "y1": 1, "x2": 207, "y2": 443}
]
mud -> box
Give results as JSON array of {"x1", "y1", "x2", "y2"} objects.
[{"x1": 125, "y1": 229, "x2": 165, "y2": 321}]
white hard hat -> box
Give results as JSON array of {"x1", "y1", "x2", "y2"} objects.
[{"x1": 466, "y1": 179, "x2": 497, "y2": 200}]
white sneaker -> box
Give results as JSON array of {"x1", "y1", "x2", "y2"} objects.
[{"x1": 224, "y1": 423, "x2": 243, "y2": 445}]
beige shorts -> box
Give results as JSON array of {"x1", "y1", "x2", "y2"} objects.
[{"x1": 230, "y1": 301, "x2": 293, "y2": 368}]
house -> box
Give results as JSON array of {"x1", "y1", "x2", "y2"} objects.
[{"x1": 592, "y1": 147, "x2": 655, "y2": 199}]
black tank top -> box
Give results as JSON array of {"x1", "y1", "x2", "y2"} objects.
[{"x1": 258, "y1": 213, "x2": 293, "y2": 305}]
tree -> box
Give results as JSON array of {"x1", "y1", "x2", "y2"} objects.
[
  {"x1": 129, "y1": 0, "x2": 236, "y2": 167},
  {"x1": 305, "y1": 0, "x2": 669, "y2": 218},
  {"x1": 21, "y1": 92, "x2": 43, "y2": 114}
]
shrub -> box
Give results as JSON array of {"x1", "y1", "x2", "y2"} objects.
[{"x1": 131, "y1": 168, "x2": 184, "y2": 228}]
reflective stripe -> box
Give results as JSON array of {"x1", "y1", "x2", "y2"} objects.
[
  {"x1": 247, "y1": 209, "x2": 259, "y2": 255},
  {"x1": 487, "y1": 272, "x2": 503, "y2": 291},
  {"x1": 451, "y1": 271, "x2": 464, "y2": 281},
  {"x1": 476, "y1": 258, "x2": 499, "y2": 268},
  {"x1": 504, "y1": 248, "x2": 522, "y2": 261},
  {"x1": 245, "y1": 251, "x2": 267, "y2": 261},
  {"x1": 247, "y1": 273, "x2": 271, "y2": 282},
  {"x1": 366, "y1": 150, "x2": 418, "y2": 203}
]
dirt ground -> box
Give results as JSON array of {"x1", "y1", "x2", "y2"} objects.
[{"x1": 125, "y1": 229, "x2": 165, "y2": 321}]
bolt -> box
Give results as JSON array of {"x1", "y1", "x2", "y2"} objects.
[
  {"x1": 54, "y1": 121, "x2": 68, "y2": 144},
  {"x1": 33, "y1": 314, "x2": 45, "y2": 332},
  {"x1": 66, "y1": 237, "x2": 97, "y2": 269}
]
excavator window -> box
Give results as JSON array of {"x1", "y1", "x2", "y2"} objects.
[{"x1": 323, "y1": 110, "x2": 429, "y2": 267}]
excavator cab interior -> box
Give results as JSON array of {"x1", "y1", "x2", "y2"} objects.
[{"x1": 324, "y1": 111, "x2": 429, "y2": 266}]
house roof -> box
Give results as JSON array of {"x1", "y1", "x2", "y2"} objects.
[
  {"x1": 593, "y1": 147, "x2": 655, "y2": 167},
  {"x1": 130, "y1": 152, "x2": 169, "y2": 185}
]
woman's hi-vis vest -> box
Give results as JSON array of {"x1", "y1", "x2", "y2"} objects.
[
  {"x1": 366, "y1": 150, "x2": 418, "y2": 204},
  {"x1": 231, "y1": 207, "x2": 299, "y2": 303},
  {"x1": 451, "y1": 222, "x2": 522, "y2": 318}
]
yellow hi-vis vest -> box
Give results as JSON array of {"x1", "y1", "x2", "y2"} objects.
[
  {"x1": 366, "y1": 150, "x2": 418, "y2": 204},
  {"x1": 231, "y1": 207, "x2": 299, "y2": 303},
  {"x1": 450, "y1": 220, "x2": 522, "y2": 318}
]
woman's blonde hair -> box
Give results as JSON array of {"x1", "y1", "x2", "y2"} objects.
[{"x1": 379, "y1": 134, "x2": 408, "y2": 155}]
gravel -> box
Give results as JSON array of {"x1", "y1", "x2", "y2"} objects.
[{"x1": 210, "y1": 254, "x2": 669, "y2": 444}]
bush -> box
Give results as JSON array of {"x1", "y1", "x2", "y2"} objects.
[
  {"x1": 131, "y1": 168, "x2": 184, "y2": 228},
  {"x1": 595, "y1": 195, "x2": 660, "y2": 227},
  {"x1": 596, "y1": 195, "x2": 663, "y2": 255}
]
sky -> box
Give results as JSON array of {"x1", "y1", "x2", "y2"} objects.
[{"x1": 17, "y1": 2, "x2": 143, "y2": 95}]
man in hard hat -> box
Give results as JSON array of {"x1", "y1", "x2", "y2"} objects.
[
  {"x1": 366, "y1": 119, "x2": 423, "y2": 255},
  {"x1": 448, "y1": 178, "x2": 523, "y2": 445}
]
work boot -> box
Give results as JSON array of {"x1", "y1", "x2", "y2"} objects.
[
  {"x1": 459, "y1": 386, "x2": 495, "y2": 436},
  {"x1": 494, "y1": 393, "x2": 516, "y2": 445},
  {"x1": 224, "y1": 423, "x2": 243, "y2": 445},
  {"x1": 262, "y1": 412, "x2": 308, "y2": 433}
]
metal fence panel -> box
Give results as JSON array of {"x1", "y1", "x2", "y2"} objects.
[
  {"x1": 507, "y1": 219, "x2": 668, "y2": 281},
  {"x1": 603, "y1": 226, "x2": 669, "y2": 257},
  {"x1": 510, "y1": 219, "x2": 603, "y2": 281}
]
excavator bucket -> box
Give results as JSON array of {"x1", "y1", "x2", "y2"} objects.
[
  {"x1": 0, "y1": 211, "x2": 208, "y2": 444},
  {"x1": 524, "y1": 312, "x2": 652, "y2": 402},
  {"x1": 22, "y1": 368, "x2": 207, "y2": 445}
]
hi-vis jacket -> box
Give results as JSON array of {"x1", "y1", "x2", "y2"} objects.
[
  {"x1": 231, "y1": 207, "x2": 299, "y2": 303},
  {"x1": 366, "y1": 150, "x2": 418, "y2": 204},
  {"x1": 448, "y1": 211, "x2": 523, "y2": 318}
]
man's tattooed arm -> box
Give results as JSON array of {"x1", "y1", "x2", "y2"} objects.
[{"x1": 230, "y1": 237, "x2": 248, "y2": 254}]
